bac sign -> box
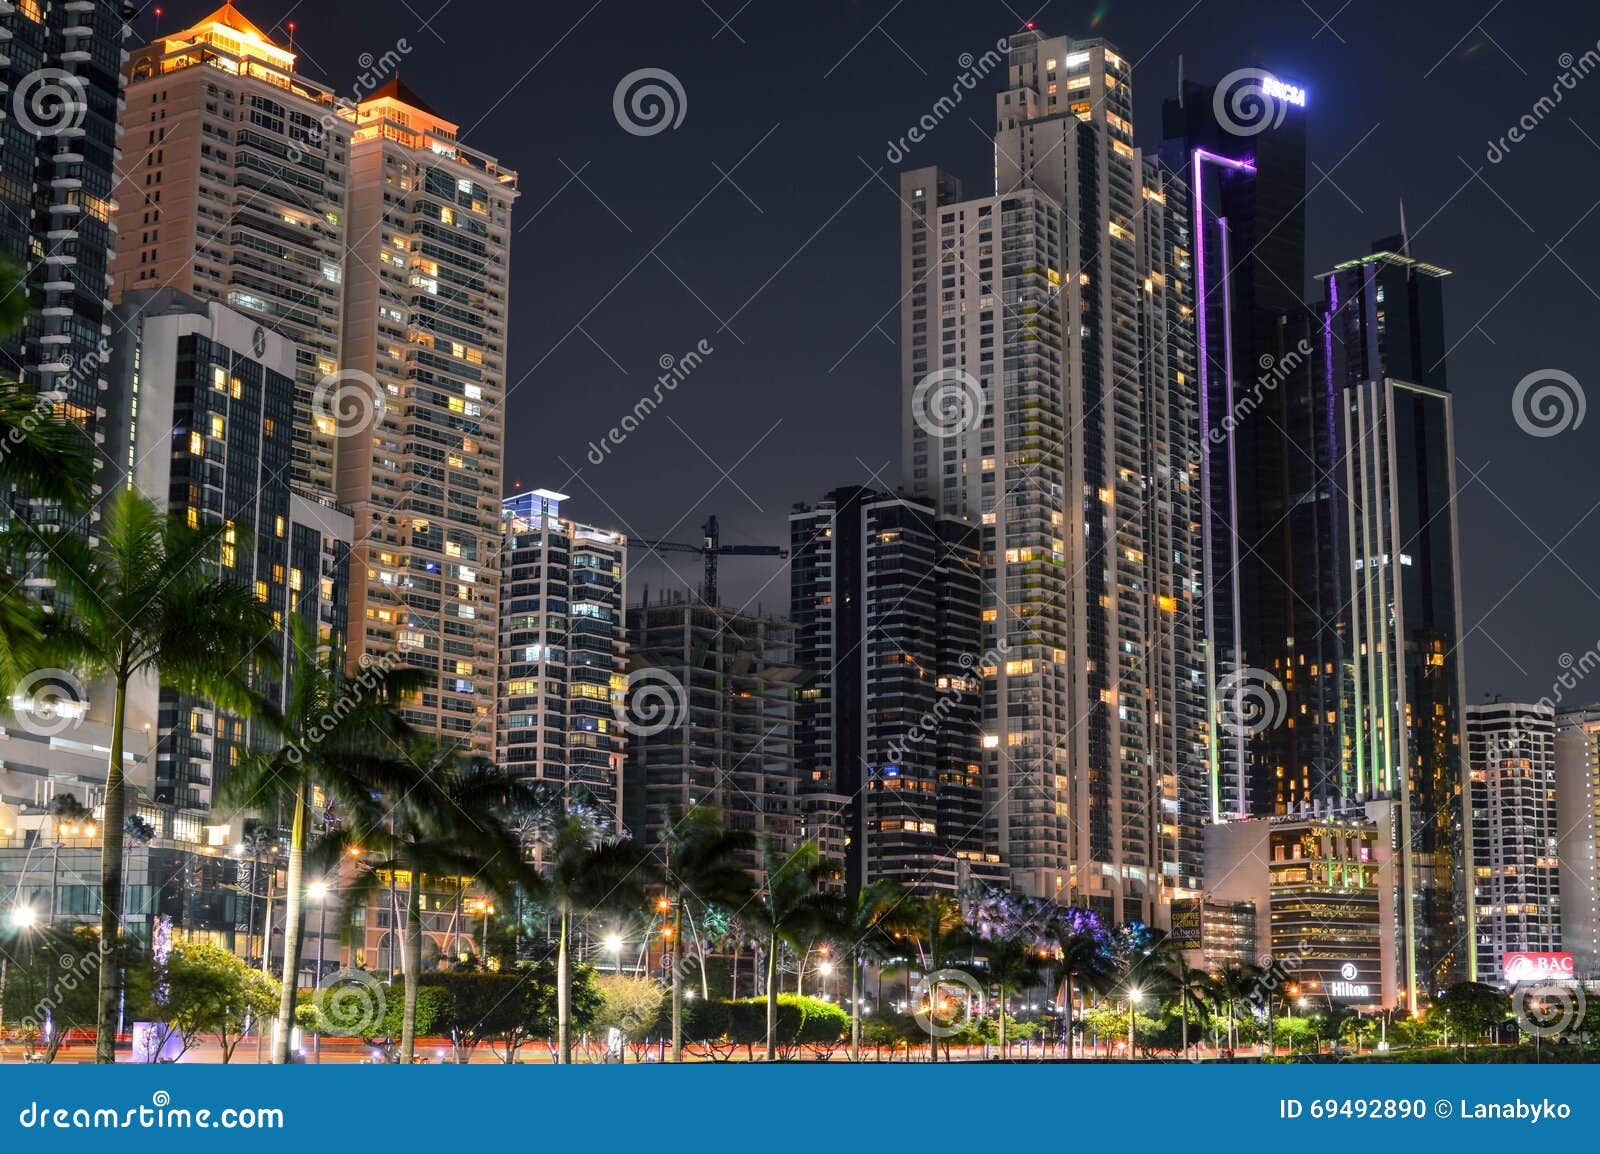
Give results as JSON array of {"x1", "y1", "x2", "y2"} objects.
[{"x1": 1503, "y1": 952, "x2": 1576, "y2": 983}]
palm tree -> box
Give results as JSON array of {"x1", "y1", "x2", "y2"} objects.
[
  {"x1": 742, "y1": 839, "x2": 831, "y2": 1060},
  {"x1": 216, "y1": 618, "x2": 426, "y2": 1063},
  {"x1": 1051, "y1": 910, "x2": 1114, "y2": 1060},
  {"x1": 659, "y1": 806, "x2": 751, "y2": 1062},
  {"x1": 537, "y1": 814, "x2": 653, "y2": 1064},
  {"x1": 41, "y1": 488, "x2": 278, "y2": 1063},
  {"x1": 884, "y1": 890, "x2": 970, "y2": 1063},
  {"x1": 1159, "y1": 943, "x2": 1212, "y2": 1056},
  {"x1": 813, "y1": 879, "x2": 903, "y2": 1062},
  {"x1": 1212, "y1": 962, "x2": 1263, "y2": 1054},
  {"x1": 332, "y1": 746, "x2": 539, "y2": 1063},
  {"x1": 981, "y1": 933, "x2": 1047, "y2": 1059}
]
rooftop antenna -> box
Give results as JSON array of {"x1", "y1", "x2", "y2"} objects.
[
  {"x1": 1178, "y1": 54, "x2": 1184, "y2": 107},
  {"x1": 1398, "y1": 196, "x2": 1411, "y2": 260}
]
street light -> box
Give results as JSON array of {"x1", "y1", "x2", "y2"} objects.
[
  {"x1": 8, "y1": 906, "x2": 36, "y2": 929},
  {"x1": 603, "y1": 931, "x2": 623, "y2": 973},
  {"x1": 1127, "y1": 988, "x2": 1143, "y2": 1061}
]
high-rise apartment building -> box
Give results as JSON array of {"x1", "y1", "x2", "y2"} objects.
[
  {"x1": 497, "y1": 489, "x2": 627, "y2": 826},
  {"x1": 1324, "y1": 237, "x2": 1470, "y2": 1004},
  {"x1": 337, "y1": 78, "x2": 518, "y2": 753},
  {"x1": 789, "y1": 486, "x2": 999, "y2": 894},
  {"x1": 103, "y1": 287, "x2": 351, "y2": 833},
  {"x1": 1161, "y1": 71, "x2": 1348, "y2": 819},
  {"x1": 0, "y1": 0, "x2": 130, "y2": 531},
  {"x1": 1466, "y1": 701, "x2": 1560, "y2": 987},
  {"x1": 112, "y1": 4, "x2": 351, "y2": 496},
  {"x1": 1556, "y1": 707, "x2": 1600, "y2": 977},
  {"x1": 899, "y1": 27, "x2": 1204, "y2": 921},
  {"x1": 623, "y1": 599, "x2": 799, "y2": 886}
]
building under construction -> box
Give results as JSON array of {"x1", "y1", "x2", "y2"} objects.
[{"x1": 622, "y1": 595, "x2": 801, "y2": 887}]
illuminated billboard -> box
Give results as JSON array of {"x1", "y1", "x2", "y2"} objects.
[{"x1": 1503, "y1": 952, "x2": 1576, "y2": 982}]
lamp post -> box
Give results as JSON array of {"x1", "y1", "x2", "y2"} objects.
[
  {"x1": 1127, "y1": 988, "x2": 1142, "y2": 1061},
  {"x1": 604, "y1": 931, "x2": 623, "y2": 974}
]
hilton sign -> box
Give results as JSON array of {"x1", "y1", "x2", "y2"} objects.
[{"x1": 1329, "y1": 962, "x2": 1371, "y2": 1000}]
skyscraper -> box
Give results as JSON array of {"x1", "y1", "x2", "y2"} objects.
[
  {"x1": 0, "y1": 0, "x2": 130, "y2": 538},
  {"x1": 1162, "y1": 70, "x2": 1348, "y2": 819},
  {"x1": 497, "y1": 489, "x2": 628, "y2": 825},
  {"x1": 1556, "y1": 707, "x2": 1600, "y2": 977},
  {"x1": 1324, "y1": 237, "x2": 1470, "y2": 1004},
  {"x1": 1466, "y1": 701, "x2": 1560, "y2": 987},
  {"x1": 103, "y1": 287, "x2": 352, "y2": 834},
  {"x1": 789, "y1": 486, "x2": 999, "y2": 894},
  {"x1": 338, "y1": 78, "x2": 518, "y2": 753},
  {"x1": 899, "y1": 27, "x2": 1204, "y2": 921},
  {"x1": 623, "y1": 599, "x2": 799, "y2": 886},
  {"x1": 112, "y1": 4, "x2": 351, "y2": 497}
]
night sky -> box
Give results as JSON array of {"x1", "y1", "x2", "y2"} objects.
[{"x1": 157, "y1": 0, "x2": 1600, "y2": 703}]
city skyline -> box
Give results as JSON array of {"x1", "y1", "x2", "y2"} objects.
[
  {"x1": 2, "y1": 0, "x2": 1599, "y2": 1070},
  {"x1": 169, "y1": 0, "x2": 1600, "y2": 710}
]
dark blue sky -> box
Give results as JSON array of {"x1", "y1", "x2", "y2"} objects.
[{"x1": 161, "y1": 0, "x2": 1600, "y2": 702}]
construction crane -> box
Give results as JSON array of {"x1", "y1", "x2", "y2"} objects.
[{"x1": 638, "y1": 515, "x2": 786, "y2": 607}]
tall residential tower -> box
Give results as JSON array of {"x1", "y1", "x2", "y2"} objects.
[
  {"x1": 899, "y1": 27, "x2": 1204, "y2": 921},
  {"x1": 337, "y1": 79, "x2": 518, "y2": 753}
]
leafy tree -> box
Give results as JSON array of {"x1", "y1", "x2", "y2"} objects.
[
  {"x1": 594, "y1": 974, "x2": 666, "y2": 1061},
  {"x1": 1433, "y1": 981, "x2": 1510, "y2": 1049},
  {"x1": 0, "y1": 926, "x2": 146, "y2": 1062},
  {"x1": 417, "y1": 965, "x2": 591, "y2": 1063},
  {"x1": 216, "y1": 617, "x2": 424, "y2": 1064},
  {"x1": 41, "y1": 488, "x2": 279, "y2": 1061},
  {"x1": 535, "y1": 815, "x2": 654, "y2": 1063},
  {"x1": 742, "y1": 840, "x2": 831, "y2": 1060},
  {"x1": 659, "y1": 805, "x2": 751, "y2": 1061},
  {"x1": 137, "y1": 940, "x2": 278, "y2": 1063}
]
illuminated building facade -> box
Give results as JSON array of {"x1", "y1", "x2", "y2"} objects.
[
  {"x1": 337, "y1": 78, "x2": 518, "y2": 752},
  {"x1": 1324, "y1": 238, "x2": 1470, "y2": 1004},
  {"x1": 1556, "y1": 707, "x2": 1600, "y2": 977},
  {"x1": 1466, "y1": 701, "x2": 1560, "y2": 987},
  {"x1": 104, "y1": 288, "x2": 351, "y2": 833},
  {"x1": 789, "y1": 486, "x2": 999, "y2": 894},
  {"x1": 1161, "y1": 73, "x2": 1349, "y2": 820},
  {"x1": 899, "y1": 26, "x2": 1204, "y2": 922},
  {"x1": 112, "y1": 4, "x2": 351, "y2": 497},
  {"x1": 0, "y1": 0, "x2": 131, "y2": 526},
  {"x1": 1206, "y1": 807, "x2": 1397, "y2": 1009},
  {"x1": 496, "y1": 489, "x2": 628, "y2": 826}
]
